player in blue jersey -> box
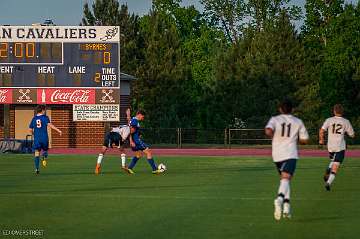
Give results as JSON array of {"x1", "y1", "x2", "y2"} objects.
[
  {"x1": 29, "y1": 105, "x2": 62, "y2": 174},
  {"x1": 124, "y1": 110, "x2": 163, "y2": 174}
]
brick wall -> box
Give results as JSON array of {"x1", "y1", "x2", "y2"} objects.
[
  {"x1": 50, "y1": 105, "x2": 106, "y2": 148},
  {"x1": 0, "y1": 105, "x2": 15, "y2": 139}
]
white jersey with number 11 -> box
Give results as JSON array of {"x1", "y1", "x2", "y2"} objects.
[{"x1": 266, "y1": 114, "x2": 309, "y2": 162}]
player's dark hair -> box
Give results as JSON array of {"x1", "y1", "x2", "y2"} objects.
[
  {"x1": 279, "y1": 99, "x2": 293, "y2": 114},
  {"x1": 36, "y1": 105, "x2": 46, "y2": 113},
  {"x1": 136, "y1": 110, "x2": 145, "y2": 116},
  {"x1": 333, "y1": 104, "x2": 344, "y2": 115}
]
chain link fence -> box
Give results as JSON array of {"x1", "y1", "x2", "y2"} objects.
[{"x1": 139, "y1": 128, "x2": 359, "y2": 148}]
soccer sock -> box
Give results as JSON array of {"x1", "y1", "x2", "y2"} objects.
[
  {"x1": 128, "y1": 157, "x2": 139, "y2": 169},
  {"x1": 121, "y1": 153, "x2": 126, "y2": 167},
  {"x1": 327, "y1": 172, "x2": 336, "y2": 185},
  {"x1": 42, "y1": 151, "x2": 48, "y2": 159},
  {"x1": 326, "y1": 162, "x2": 333, "y2": 174},
  {"x1": 284, "y1": 185, "x2": 291, "y2": 203},
  {"x1": 147, "y1": 158, "x2": 157, "y2": 171},
  {"x1": 34, "y1": 156, "x2": 40, "y2": 170},
  {"x1": 277, "y1": 179, "x2": 289, "y2": 202},
  {"x1": 97, "y1": 154, "x2": 104, "y2": 164}
]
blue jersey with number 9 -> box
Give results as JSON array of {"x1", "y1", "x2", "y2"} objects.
[{"x1": 29, "y1": 114, "x2": 50, "y2": 143}]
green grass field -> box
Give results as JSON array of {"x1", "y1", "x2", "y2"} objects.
[{"x1": 0, "y1": 154, "x2": 359, "y2": 239}]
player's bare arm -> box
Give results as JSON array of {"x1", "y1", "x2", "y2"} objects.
[
  {"x1": 129, "y1": 126, "x2": 136, "y2": 147},
  {"x1": 299, "y1": 138, "x2": 309, "y2": 145},
  {"x1": 48, "y1": 123, "x2": 62, "y2": 136},
  {"x1": 126, "y1": 108, "x2": 131, "y2": 124},
  {"x1": 319, "y1": 128, "x2": 326, "y2": 145},
  {"x1": 265, "y1": 128, "x2": 274, "y2": 138}
]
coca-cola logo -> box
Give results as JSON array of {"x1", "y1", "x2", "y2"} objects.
[
  {"x1": 50, "y1": 90, "x2": 91, "y2": 103},
  {"x1": 0, "y1": 89, "x2": 9, "y2": 103}
]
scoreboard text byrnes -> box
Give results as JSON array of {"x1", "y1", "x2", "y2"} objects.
[{"x1": 0, "y1": 26, "x2": 119, "y2": 88}]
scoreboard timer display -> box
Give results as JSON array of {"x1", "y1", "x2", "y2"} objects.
[{"x1": 0, "y1": 26, "x2": 120, "y2": 88}]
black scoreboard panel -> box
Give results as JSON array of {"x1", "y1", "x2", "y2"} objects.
[{"x1": 0, "y1": 42, "x2": 119, "y2": 88}]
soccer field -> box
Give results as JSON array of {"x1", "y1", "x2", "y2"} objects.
[{"x1": 0, "y1": 154, "x2": 359, "y2": 239}]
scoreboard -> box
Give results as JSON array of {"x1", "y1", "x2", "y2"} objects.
[
  {"x1": 0, "y1": 26, "x2": 120, "y2": 121},
  {"x1": 0, "y1": 26, "x2": 120, "y2": 88}
]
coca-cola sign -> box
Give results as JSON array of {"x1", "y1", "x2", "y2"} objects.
[
  {"x1": 0, "y1": 89, "x2": 12, "y2": 104},
  {"x1": 37, "y1": 88, "x2": 96, "y2": 104}
]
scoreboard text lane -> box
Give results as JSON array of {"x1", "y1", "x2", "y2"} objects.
[{"x1": 0, "y1": 26, "x2": 120, "y2": 88}]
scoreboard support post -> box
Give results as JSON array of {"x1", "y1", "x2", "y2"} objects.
[{"x1": 3, "y1": 104, "x2": 10, "y2": 138}]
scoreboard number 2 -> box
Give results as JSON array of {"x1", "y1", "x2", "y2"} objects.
[{"x1": 94, "y1": 72, "x2": 101, "y2": 83}]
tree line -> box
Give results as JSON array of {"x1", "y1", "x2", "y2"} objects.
[{"x1": 82, "y1": 0, "x2": 360, "y2": 130}]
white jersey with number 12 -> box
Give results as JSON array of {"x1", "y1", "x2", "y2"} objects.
[{"x1": 321, "y1": 116, "x2": 354, "y2": 152}]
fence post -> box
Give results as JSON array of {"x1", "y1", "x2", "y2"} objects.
[
  {"x1": 179, "y1": 128, "x2": 182, "y2": 149},
  {"x1": 224, "y1": 128, "x2": 227, "y2": 148},
  {"x1": 177, "y1": 128, "x2": 182, "y2": 149},
  {"x1": 228, "y1": 128, "x2": 231, "y2": 149}
]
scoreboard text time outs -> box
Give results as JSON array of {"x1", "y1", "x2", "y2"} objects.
[{"x1": 0, "y1": 26, "x2": 120, "y2": 88}]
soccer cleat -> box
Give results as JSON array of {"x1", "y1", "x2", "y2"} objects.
[
  {"x1": 35, "y1": 169, "x2": 40, "y2": 175},
  {"x1": 283, "y1": 203, "x2": 291, "y2": 219},
  {"x1": 325, "y1": 183, "x2": 331, "y2": 191},
  {"x1": 124, "y1": 167, "x2": 135, "y2": 174},
  {"x1": 152, "y1": 169, "x2": 163, "y2": 175},
  {"x1": 274, "y1": 198, "x2": 283, "y2": 220},
  {"x1": 95, "y1": 164, "x2": 101, "y2": 175},
  {"x1": 42, "y1": 159, "x2": 47, "y2": 167}
]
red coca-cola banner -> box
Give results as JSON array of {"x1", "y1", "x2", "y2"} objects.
[
  {"x1": 37, "y1": 88, "x2": 96, "y2": 104},
  {"x1": 0, "y1": 89, "x2": 12, "y2": 104},
  {"x1": 0, "y1": 88, "x2": 119, "y2": 104}
]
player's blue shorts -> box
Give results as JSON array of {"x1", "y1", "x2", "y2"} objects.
[
  {"x1": 329, "y1": 150, "x2": 345, "y2": 163},
  {"x1": 275, "y1": 158, "x2": 297, "y2": 176},
  {"x1": 131, "y1": 140, "x2": 149, "y2": 152},
  {"x1": 32, "y1": 140, "x2": 49, "y2": 151}
]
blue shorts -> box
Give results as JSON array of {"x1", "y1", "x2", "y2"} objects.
[
  {"x1": 329, "y1": 150, "x2": 345, "y2": 163},
  {"x1": 275, "y1": 158, "x2": 297, "y2": 176},
  {"x1": 131, "y1": 140, "x2": 149, "y2": 152},
  {"x1": 33, "y1": 140, "x2": 49, "y2": 151}
]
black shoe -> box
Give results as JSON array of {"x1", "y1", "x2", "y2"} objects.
[
  {"x1": 325, "y1": 183, "x2": 331, "y2": 191},
  {"x1": 35, "y1": 169, "x2": 40, "y2": 174}
]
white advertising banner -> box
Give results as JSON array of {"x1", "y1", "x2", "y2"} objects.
[
  {"x1": 73, "y1": 104, "x2": 119, "y2": 121},
  {"x1": 0, "y1": 26, "x2": 119, "y2": 43}
]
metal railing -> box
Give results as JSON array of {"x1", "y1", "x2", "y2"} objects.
[{"x1": 138, "y1": 128, "x2": 358, "y2": 148}]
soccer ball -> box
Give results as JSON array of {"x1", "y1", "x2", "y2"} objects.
[{"x1": 158, "y1": 163, "x2": 167, "y2": 172}]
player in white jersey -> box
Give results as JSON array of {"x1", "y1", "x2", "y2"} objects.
[
  {"x1": 95, "y1": 108, "x2": 131, "y2": 175},
  {"x1": 319, "y1": 104, "x2": 355, "y2": 191},
  {"x1": 265, "y1": 99, "x2": 309, "y2": 220}
]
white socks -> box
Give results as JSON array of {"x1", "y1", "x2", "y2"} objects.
[
  {"x1": 97, "y1": 154, "x2": 103, "y2": 164},
  {"x1": 327, "y1": 173, "x2": 336, "y2": 185},
  {"x1": 285, "y1": 185, "x2": 290, "y2": 201},
  {"x1": 277, "y1": 179, "x2": 290, "y2": 202},
  {"x1": 97, "y1": 153, "x2": 126, "y2": 167},
  {"x1": 328, "y1": 162, "x2": 334, "y2": 170},
  {"x1": 121, "y1": 153, "x2": 126, "y2": 167}
]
